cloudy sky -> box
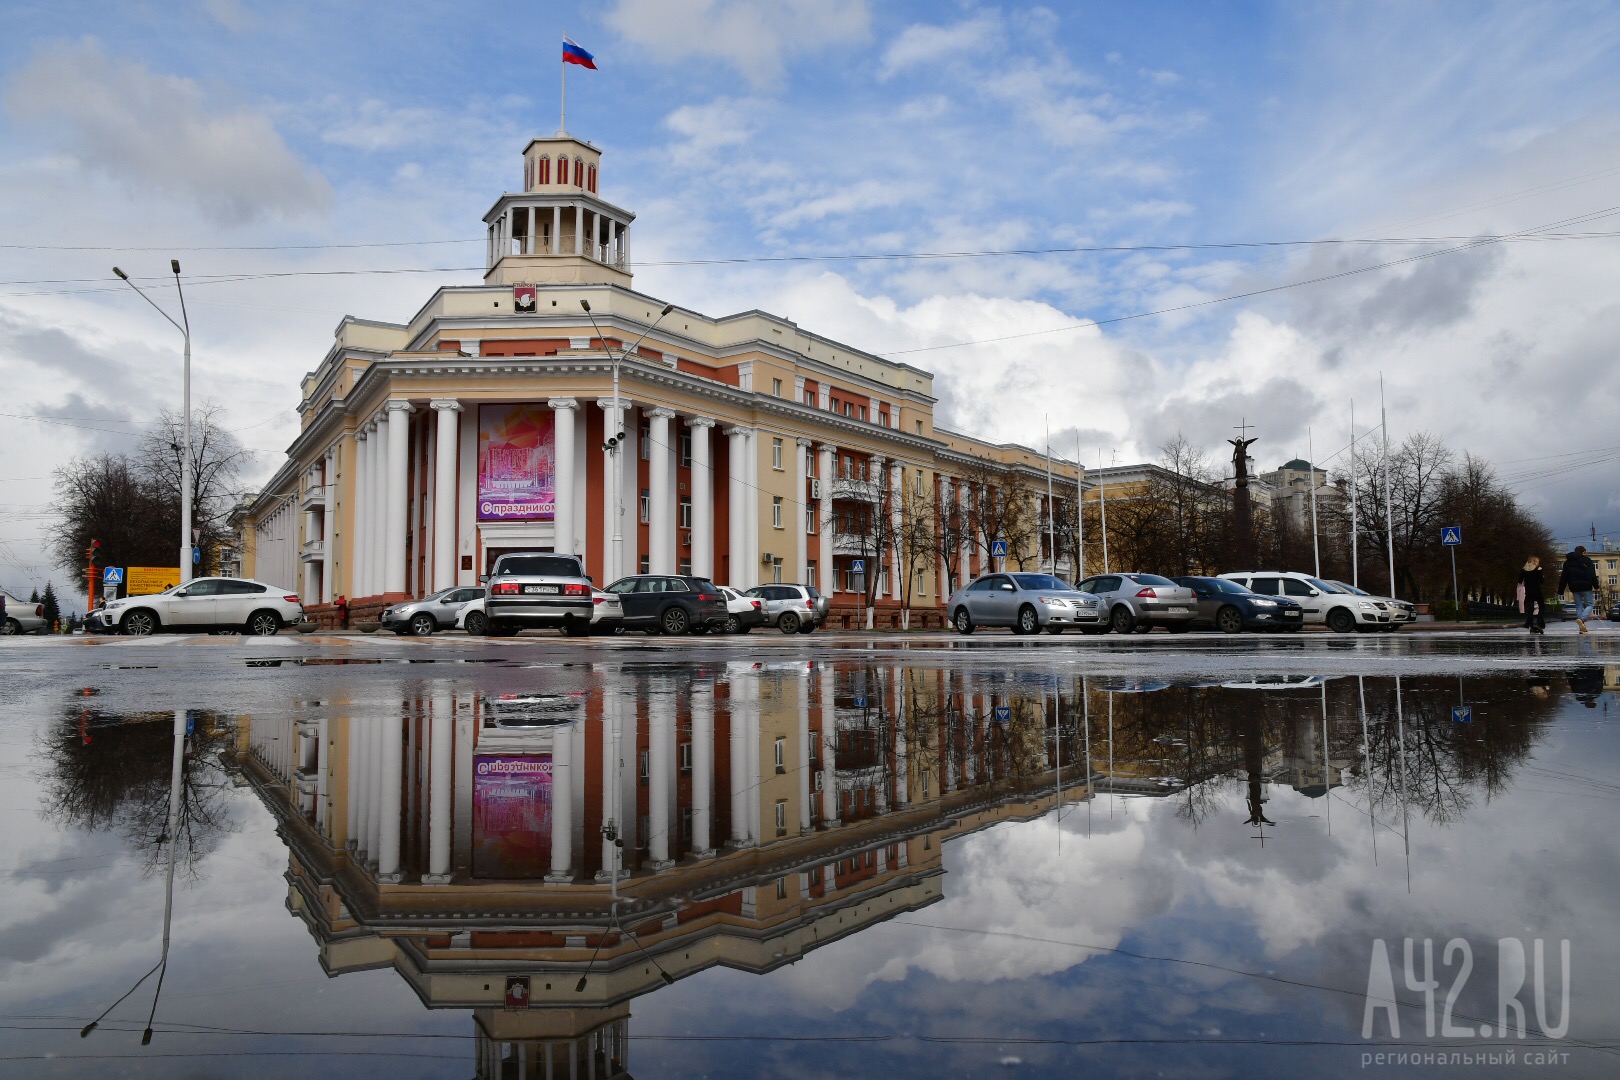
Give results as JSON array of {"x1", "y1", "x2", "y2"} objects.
[{"x1": 3, "y1": 1, "x2": 1620, "y2": 600}]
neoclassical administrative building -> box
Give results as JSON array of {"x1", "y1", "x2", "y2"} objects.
[{"x1": 234, "y1": 131, "x2": 1083, "y2": 625}]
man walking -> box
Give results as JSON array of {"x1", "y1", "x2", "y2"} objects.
[{"x1": 1557, "y1": 545, "x2": 1601, "y2": 634}]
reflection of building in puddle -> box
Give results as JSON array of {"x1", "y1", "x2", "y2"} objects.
[{"x1": 229, "y1": 662, "x2": 1092, "y2": 1077}]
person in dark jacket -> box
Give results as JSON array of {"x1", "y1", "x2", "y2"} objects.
[
  {"x1": 1519, "y1": 556, "x2": 1545, "y2": 634},
  {"x1": 1557, "y1": 546, "x2": 1600, "y2": 635}
]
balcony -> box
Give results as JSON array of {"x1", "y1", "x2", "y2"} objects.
[
  {"x1": 300, "y1": 485, "x2": 325, "y2": 510},
  {"x1": 300, "y1": 539, "x2": 325, "y2": 562}
]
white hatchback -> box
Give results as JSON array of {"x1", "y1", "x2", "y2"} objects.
[{"x1": 97, "y1": 577, "x2": 304, "y2": 636}]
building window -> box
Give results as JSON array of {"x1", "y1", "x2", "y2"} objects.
[
  {"x1": 640, "y1": 422, "x2": 651, "y2": 460},
  {"x1": 878, "y1": 410, "x2": 889, "y2": 427},
  {"x1": 640, "y1": 488, "x2": 650, "y2": 523},
  {"x1": 775, "y1": 800, "x2": 788, "y2": 836},
  {"x1": 916, "y1": 567, "x2": 927, "y2": 595},
  {"x1": 858, "y1": 406, "x2": 867, "y2": 421},
  {"x1": 679, "y1": 496, "x2": 692, "y2": 528},
  {"x1": 807, "y1": 559, "x2": 817, "y2": 584},
  {"x1": 774, "y1": 737, "x2": 786, "y2": 772},
  {"x1": 679, "y1": 431, "x2": 692, "y2": 467},
  {"x1": 679, "y1": 742, "x2": 692, "y2": 771},
  {"x1": 772, "y1": 559, "x2": 783, "y2": 584},
  {"x1": 776, "y1": 877, "x2": 788, "y2": 900},
  {"x1": 639, "y1": 554, "x2": 650, "y2": 574},
  {"x1": 842, "y1": 455, "x2": 853, "y2": 479},
  {"x1": 772, "y1": 378, "x2": 783, "y2": 397},
  {"x1": 916, "y1": 420, "x2": 924, "y2": 435},
  {"x1": 916, "y1": 469, "x2": 924, "y2": 495},
  {"x1": 805, "y1": 389, "x2": 816, "y2": 406},
  {"x1": 843, "y1": 401, "x2": 853, "y2": 417},
  {"x1": 806, "y1": 504, "x2": 817, "y2": 533},
  {"x1": 772, "y1": 437, "x2": 784, "y2": 470},
  {"x1": 773, "y1": 496, "x2": 784, "y2": 529},
  {"x1": 679, "y1": 558, "x2": 692, "y2": 575},
  {"x1": 639, "y1": 750, "x2": 650, "y2": 780},
  {"x1": 680, "y1": 806, "x2": 693, "y2": 841}
]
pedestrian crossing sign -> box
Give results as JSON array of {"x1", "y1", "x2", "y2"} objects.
[
  {"x1": 850, "y1": 559, "x2": 865, "y2": 573},
  {"x1": 990, "y1": 540, "x2": 1008, "y2": 558},
  {"x1": 101, "y1": 566, "x2": 124, "y2": 585},
  {"x1": 1441, "y1": 526, "x2": 1462, "y2": 546},
  {"x1": 994, "y1": 706, "x2": 1011, "y2": 722}
]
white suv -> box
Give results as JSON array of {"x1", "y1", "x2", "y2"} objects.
[
  {"x1": 97, "y1": 577, "x2": 304, "y2": 636},
  {"x1": 1218, "y1": 572, "x2": 1398, "y2": 633}
]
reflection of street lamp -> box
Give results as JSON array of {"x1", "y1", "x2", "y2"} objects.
[
  {"x1": 80, "y1": 709, "x2": 186, "y2": 1044},
  {"x1": 113, "y1": 263, "x2": 193, "y2": 584},
  {"x1": 580, "y1": 299, "x2": 674, "y2": 582}
]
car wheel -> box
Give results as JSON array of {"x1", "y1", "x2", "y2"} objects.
[
  {"x1": 122, "y1": 610, "x2": 158, "y2": 636},
  {"x1": 1016, "y1": 605, "x2": 1039, "y2": 635},
  {"x1": 1134, "y1": 623, "x2": 1153, "y2": 634},
  {"x1": 778, "y1": 611, "x2": 801, "y2": 635},
  {"x1": 1110, "y1": 606, "x2": 1135, "y2": 634},
  {"x1": 563, "y1": 619, "x2": 591, "y2": 637},
  {"x1": 661, "y1": 606, "x2": 690, "y2": 635},
  {"x1": 410, "y1": 613, "x2": 436, "y2": 636},
  {"x1": 953, "y1": 607, "x2": 974, "y2": 635},
  {"x1": 247, "y1": 610, "x2": 281, "y2": 636},
  {"x1": 725, "y1": 614, "x2": 741, "y2": 634},
  {"x1": 1046, "y1": 626, "x2": 1065, "y2": 636},
  {"x1": 1166, "y1": 623, "x2": 1190, "y2": 634},
  {"x1": 1327, "y1": 607, "x2": 1357, "y2": 634},
  {"x1": 2, "y1": 618, "x2": 20, "y2": 635},
  {"x1": 1217, "y1": 606, "x2": 1245, "y2": 634},
  {"x1": 464, "y1": 611, "x2": 487, "y2": 635}
]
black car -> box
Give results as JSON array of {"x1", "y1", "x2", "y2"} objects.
[
  {"x1": 1608, "y1": 602, "x2": 1620, "y2": 622},
  {"x1": 1172, "y1": 576, "x2": 1305, "y2": 633},
  {"x1": 602, "y1": 575, "x2": 729, "y2": 635}
]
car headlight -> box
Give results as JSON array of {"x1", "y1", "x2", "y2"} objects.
[
  {"x1": 1249, "y1": 598, "x2": 1278, "y2": 607},
  {"x1": 1358, "y1": 602, "x2": 1378, "y2": 610}
]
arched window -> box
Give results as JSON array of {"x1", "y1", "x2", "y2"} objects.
[
  {"x1": 574, "y1": 158, "x2": 584, "y2": 186},
  {"x1": 587, "y1": 164, "x2": 597, "y2": 193},
  {"x1": 538, "y1": 156, "x2": 550, "y2": 185}
]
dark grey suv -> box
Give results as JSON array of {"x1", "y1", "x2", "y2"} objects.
[{"x1": 483, "y1": 552, "x2": 595, "y2": 637}]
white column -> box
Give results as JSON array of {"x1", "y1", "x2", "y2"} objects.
[
  {"x1": 688, "y1": 418, "x2": 715, "y2": 578},
  {"x1": 726, "y1": 427, "x2": 748, "y2": 588},
  {"x1": 648, "y1": 702, "x2": 673, "y2": 869},
  {"x1": 894, "y1": 666, "x2": 909, "y2": 806},
  {"x1": 890, "y1": 461, "x2": 904, "y2": 599},
  {"x1": 728, "y1": 670, "x2": 749, "y2": 846},
  {"x1": 958, "y1": 481, "x2": 971, "y2": 583},
  {"x1": 597, "y1": 698, "x2": 618, "y2": 882},
  {"x1": 345, "y1": 717, "x2": 361, "y2": 848},
  {"x1": 818, "y1": 444, "x2": 836, "y2": 597},
  {"x1": 598, "y1": 399, "x2": 629, "y2": 581},
  {"x1": 549, "y1": 399, "x2": 577, "y2": 557},
  {"x1": 429, "y1": 401, "x2": 460, "y2": 591},
  {"x1": 355, "y1": 426, "x2": 372, "y2": 596},
  {"x1": 368, "y1": 416, "x2": 386, "y2": 597},
  {"x1": 692, "y1": 681, "x2": 715, "y2": 858},
  {"x1": 377, "y1": 713, "x2": 402, "y2": 882},
  {"x1": 552, "y1": 205, "x2": 561, "y2": 254},
  {"x1": 797, "y1": 675, "x2": 811, "y2": 831},
  {"x1": 321, "y1": 450, "x2": 336, "y2": 603},
  {"x1": 820, "y1": 665, "x2": 839, "y2": 827},
  {"x1": 545, "y1": 722, "x2": 574, "y2": 882},
  {"x1": 423, "y1": 692, "x2": 453, "y2": 884},
  {"x1": 314, "y1": 717, "x2": 329, "y2": 831},
  {"x1": 648, "y1": 408, "x2": 675, "y2": 574},
  {"x1": 745, "y1": 431, "x2": 760, "y2": 583},
  {"x1": 574, "y1": 205, "x2": 583, "y2": 255},
  {"x1": 384, "y1": 401, "x2": 413, "y2": 596},
  {"x1": 938, "y1": 477, "x2": 952, "y2": 597},
  {"x1": 795, "y1": 438, "x2": 811, "y2": 583},
  {"x1": 525, "y1": 205, "x2": 536, "y2": 254}
]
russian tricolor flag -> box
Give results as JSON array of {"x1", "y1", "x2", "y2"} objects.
[{"x1": 563, "y1": 37, "x2": 597, "y2": 69}]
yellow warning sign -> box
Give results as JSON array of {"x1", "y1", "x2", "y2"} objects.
[{"x1": 127, "y1": 566, "x2": 182, "y2": 596}]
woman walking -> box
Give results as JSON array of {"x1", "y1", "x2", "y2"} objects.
[{"x1": 1519, "y1": 556, "x2": 1545, "y2": 634}]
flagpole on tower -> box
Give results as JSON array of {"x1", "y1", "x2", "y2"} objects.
[{"x1": 560, "y1": 32, "x2": 567, "y2": 132}]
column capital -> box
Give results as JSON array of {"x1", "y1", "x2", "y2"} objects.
[
  {"x1": 647, "y1": 406, "x2": 676, "y2": 421},
  {"x1": 596, "y1": 397, "x2": 631, "y2": 412},
  {"x1": 385, "y1": 400, "x2": 416, "y2": 416},
  {"x1": 546, "y1": 396, "x2": 579, "y2": 411},
  {"x1": 724, "y1": 425, "x2": 750, "y2": 438},
  {"x1": 354, "y1": 428, "x2": 368, "y2": 442},
  {"x1": 818, "y1": 443, "x2": 838, "y2": 456},
  {"x1": 795, "y1": 437, "x2": 814, "y2": 449},
  {"x1": 325, "y1": 445, "x2": 337, "y2": 461},
  {"x1": 685, "y1": 416, "x2": 717, "y2": 429},
  {"x1": 428, "y1": 398, "x2": 462, "y2": 413}
]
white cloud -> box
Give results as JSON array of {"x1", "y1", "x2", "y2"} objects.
[
  {"x1": 663, "y1": 97, "x2": 764, "y2": 167},
  {"x1": 321, "y1": 98, "x2": 443, "y2": 152},
  {"x1": 3, "y1": 38, "x2": 330, "y2": 225},
  {"x1": 605, "y1": 0, "x2": 871, "y2": 88},
  {"x1": 879, "y1": 14, "x2": 1000, "y2": 81}
]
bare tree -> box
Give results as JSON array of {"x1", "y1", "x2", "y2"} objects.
[
  {"x1": 894, "y1": 479, "x2": 937, "y2": 629},
  {"x1": 137, "y1": 402, "x2": 251, "y2": 568},
  {"x1": 831, "y1": 457, "x2": 896, "y2": 629}
]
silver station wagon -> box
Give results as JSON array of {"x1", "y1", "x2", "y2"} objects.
[{"x1": 946, "y1": 572, "x2": 1104, "y2": 635}]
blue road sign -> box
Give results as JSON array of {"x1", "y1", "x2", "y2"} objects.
[
  {"x1": 101, "y1": 566, "x2": 124, "y2": 585},
  {"x1": 192, "y1": 545, "x2": 202, "y2": 564},
  {"x1": 850, "y1": 559, "x2": 866, "y2": 573},
  {"x1": 854, "y1": 696, "x2": 867, "y2": 709},
  {"x1": 1451, "y1": 705, "x2": 1473, "y2": 724},
  {"x1": 990, "y1": 540, "x2": 1008, "y2": 558},
  {"x1": 185, "y1": 715, "x2": 196, "y2": 735},
  {"x1": 1441, "y1": 526, "x2": 1463, "y2": 546},
  {"x1": 993, "y1": 705, "x2": 1011, "y2": 723}
]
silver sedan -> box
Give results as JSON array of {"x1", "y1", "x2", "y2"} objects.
[
  {"x1": 1077, "y1": 573, "x2": 1198, "y2": 634},
  {"x1": 946, "y1": 573, "x2": 1105, "y2": 635}
]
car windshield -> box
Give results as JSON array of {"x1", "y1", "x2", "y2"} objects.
[
  {"x1": 495, "y1": 556, "x2": 581, "y2": 577},
  {"x1": 1327, "y1": 580, "x2": 1369, "y2": 595},
  {"x1": 1208, "y1": 578, "x2": 1247, "y2": 594},
  {"x1": 1129, "y1": 574, "x2": 1178, "y2": 587},
  {"x1": 806, "y1": 586, "x2": 822, "y2": 599},
  {"x1": 1011, "y1": 574, "x2": 1072, "y2": 591},
  {"x1": 1308, "y1": 578, "x2": 1346, "y2": 593}
]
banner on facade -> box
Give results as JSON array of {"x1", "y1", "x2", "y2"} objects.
[
  {"x1": 472, "y1": 754, "x2": 552, "y2": 878},
  {"x1": 477, "y1": 404, "x2": 556, "y2": 521}
]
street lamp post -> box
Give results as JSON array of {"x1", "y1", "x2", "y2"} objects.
[
  {"x1": 579, "y1": 299, "x2": 675, "y2": 582},
  {"x1": 113, "y1": 262, "x2": 193, "y2": 584}
]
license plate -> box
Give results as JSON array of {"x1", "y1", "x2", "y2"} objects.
[
  {"x1": 523, "y1": 585, "x2": 560, "y2": 595},
  {"x1": 1284, "y1": 611, "x2": 1300, "y2": 617}
]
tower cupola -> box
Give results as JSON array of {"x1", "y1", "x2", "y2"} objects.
[{"x1": 482, "y1": 134, "x2": 634, "y2": 288}]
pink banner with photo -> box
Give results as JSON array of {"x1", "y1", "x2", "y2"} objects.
[
  {"x1": 472, "y1": 754, "x2": 552, "y2": 879},
  {"x1": 477, "y1": 403, "x2": 556, "y2": 521}
]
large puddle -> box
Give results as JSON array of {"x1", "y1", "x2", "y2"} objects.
[{"x1": 2, "y1": 656, "x2": 1616, "y2": 1076}]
